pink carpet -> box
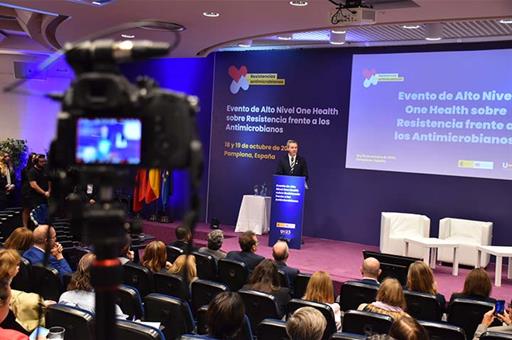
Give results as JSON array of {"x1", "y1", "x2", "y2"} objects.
[{"x1": 142, "y1": 221, "x2": 512, "y2": 301}]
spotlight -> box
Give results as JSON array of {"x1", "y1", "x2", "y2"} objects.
[
  {"x1": 402, "y1": 24, "x2": 421, "y2": 29},
  {"x1": 289, "y1": 0, "x2": 308, "y2": 6},
  {"x1": 331, "y1": 28, "x2": 347, "y2": 34},
  {"x1": 499, "y1": 18, "x2": 512, "y2": 24},
  {"x1": 425, "y1": 22, "x2": 443, "y2": 41},
  {"x1": 121, "y1": 34, "x2": 135, "y2": 39},
  {"x1": 203, "y1": 11, "x2": 220, "y2": 17},
  {"x1": 238, "y1": 39, "x2": 252, "y2": 48},
  {"x1": 210, "y1": 218, "x2": 220, "y2": 229},
  {"x1": 330, "y1": 30, "x2": 346, "y2": 45},
  {"x1": 277, "y1": 34, "x2": 293, "y2": 40}
]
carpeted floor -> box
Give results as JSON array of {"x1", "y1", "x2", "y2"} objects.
[{"x1": 142, "y1": 220, "x2": 512, "y2": 301}]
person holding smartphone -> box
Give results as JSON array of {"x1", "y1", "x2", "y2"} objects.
[{"x1": 473, "y1": 300, "x2": 512, "y2": 339}]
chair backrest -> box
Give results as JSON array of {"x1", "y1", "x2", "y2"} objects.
[
  {"x1": 378, "y1": 262, "x2": 409, "y2": 286},
  {"x1": 117, "y1": 284, "x2": 144, "y2": 320},
  {"x1": 30, "y1": 204, "x2": 48, "y2": 226},
  {"x1": 167, "y1": 245, "x2": 184, "y2": 262},
  {"x1": 341, "y1": 310, "x2": 393, "y2": 336},
  {"x1": 193, "y1": 251, "x2": 218, "y2": 281},
  {"x1": 153, "y1": 271, "x2": 190, "y2": 301},
  {"x1": 11, "y1": 256, "x2": 31, "y2": 292},
  {"x1": 122, "y1": 262, "x2": 153, "y2": 297},
  {"x1": 442, "y1": 217, "x2": 492, "y2": 239},
  {"x1": 481, "y1": 331, "x2": 512, "y2": 340},
  {"x1": 382, "y1": 212, "x2": 428, "y2": 236},
  {"x1": 339, "y1": 281, "x2": 378, "y2": 312},
  {"x1": 257, "y1": 318, "x2": 289, "y2": 340},
  {"x1": 330, "y1": 333, "x2": 367, "y2": 340},
  {"x1": 144, "y1": 293, "x2": 194, "y2": 340},
  {"x1": 31, "y1": 264, "x2": 62, "y2": 301},
  {"x1": 191, "y1": 279, "x2": 228, "y2": 313},
  {"x1": 45, "y1": 304, "x2": 94, "y2": 340},
  {"x1": 116, "y1": 320, "x2": 165, "y2": 340},
  {"x1": 404, "y1": 290, "x2": 442, "y2": 322},
  {"x1": 218, "y1": 259, "x2": 249, "y2": 291},
  {"x1": 288, "y1": 299, "x2": 337, "y2": 340},
  {"x1": 239, "y1": 289, "x2": 280, "y2": 331},
  {"x1": 419, "y1": 320, "x2": 466, "y2": 340},
  {"x1": 448, "y1": 298, "x2": 494, "y2": 339},
  {"x1": 63, "y1": 247, "x2": 90, "y2": 272},
  {"x1": 292, "y1": 272, "x2": 311, "y2": 298},
  {"x1": 278, "y1": 270, "x2": 290, "y2": 288}
]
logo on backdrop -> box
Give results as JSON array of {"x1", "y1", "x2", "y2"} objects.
[
  {"x1": 229, "y1": 65, "x2": 286, "y2": 94},
  {"x1": 363, "y1": 68, "x2": 404, "y2": 88}
]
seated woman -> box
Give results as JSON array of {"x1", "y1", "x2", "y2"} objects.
[
  {"x1": 303, "y1": 271, "x2": 341, "y2": 331},
  {"x1": 358, "y1": 278, "x2": 410, "y2": 320},
  {"x1": 4, "y1": 228, "x2": 33, "y2": 255},
  {"x1": 449, "y1": 268, "x2": 495, "y2": 305},
  {"x1": 388, "y1": 316, "x2": 429, "y2": 340},
  {"x1": 242, "y1": 259, "x2": 291, "y2": 316},
  {"x1": 406, "y1": 260, "x2": 446, "y2": 316},
  {"x1": 207, "y1": 292, "x2": 246, "y2": 340},
  {"x1": 141, "y1": 240, "x2": 172, "y2": 273},
  {"x1": 168, "y1": 254, "x2": 198, "y2": 284},
  {"x1": 59, "y1": 253, "x2": 127, "y2": 319}
]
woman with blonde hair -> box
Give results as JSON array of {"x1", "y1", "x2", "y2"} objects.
[
  {"x1": 4, "y1": 228, "x2": 34, "y2": 254},
  {"x1": 303, "y1": 271, "x2": 341, "y2": 330},
  {"x1": 168, "y1": 254, "x2": 197, "y2": 283},
  {"x1": 142, "y1": 241, "x2": 171, "y2": 273},
  {"x1": 358, "y1": 278, "x2": 410, "y2": 320},
  {"x1": 0, "y1": 153, "x2": 15, "y2": 211},
  {"x1": 406, "y1": 261, "x2": 446, "y2": 314}
]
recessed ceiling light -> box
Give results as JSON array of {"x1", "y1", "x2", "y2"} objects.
[
  {"x1": 331, "y1": 28, "x2": 346, "y2": 34},
  {"x1": 499, "y1": 19, "x2": 512, "y2": 24},
  {"x1": 121, "y1": 34, "x2": 135, "y2": 39},
  {"x1": 289, "y1": 1, "x2": 308, "y2": 6},
  {"x1": 330, "y1": 41, "x2": 345, "y2": 45},
  {"x1": 425, "y1": 37, "x2": 442, "y2": 41},
  {"x1": 277, "y1": 34, "x2": 293, "y2": 40},
  {"x1": 402, "y1": 24, "x2": 421, "y2": 29},
  {"x1": 203, "y1": 11, "x2": 220, "y2": 18},
  {"x1": 330, "y1": 30, "x2": 346, "y2": 45},
  {"x1": 238, "y1": 40, "x2": 252, "y2": 48}
]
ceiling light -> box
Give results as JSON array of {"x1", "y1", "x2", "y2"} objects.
[
  {"x1": 499, "y1": 19, "x2": 512, "y2": 24},
  {"x1": 121, "y1": 34, "x2": 135, "y2": 39},
  {"x1": 203, "y1": 11, "x2": 220, "y2": 18},
  {"x1": 331, "y1": 28, "x2": 346, "y2": 34},
  {"x1": 402, "y1": 24, "x2": 421, "y2": 29},
  {"x1": 425, "y1": 23, "x2": 443, "y2": 41},
  {"x1": 238, "y1": 40, "x2": 252, "y2": 48},
  {"x1": 289, "y1": 1, "x2": 308, "y2": 6},
  {"x1": 330, "y1": 30, "x2": 346, "y2": 45},
  {"x1": 277, "y1": 34, "x2": 293, "y2": 40}
]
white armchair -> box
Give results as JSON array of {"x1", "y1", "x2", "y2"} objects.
[
  {"x1": 380, "y1": 212, "x2": 430, "y2": 258},
  {"x1": 437, "y1": 218, "x2": 493, "y2": 267}
]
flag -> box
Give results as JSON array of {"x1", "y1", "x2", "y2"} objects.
[
  {"x1": 132, "y1": 169, "x2": 147, "y2": 212},
  {"x1": 145, "y1": 168, "x2": 161, "y2": 203},
  {"x1": 161, "y1": 170, "x2": 170, "y2": 207}
]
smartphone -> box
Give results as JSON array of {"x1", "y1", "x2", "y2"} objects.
[{"x1": 495, "y1": 300, "x2": 505, "y2": 315}]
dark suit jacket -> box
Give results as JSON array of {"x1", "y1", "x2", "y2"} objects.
[
  {"x1": 275, "y1": 260, "x2": 300, "y2": 289},
  {"x1": 226, "y1": 251, "x2": 265, "y2": 272},
  {"x1": 169, "y1": 240, "x2": 198, "y2": 253},
  {"x1": 358, "y1": 278, "x2": 380, "y2": 287},
  {"x1": 276, "y1": 154, "x2": 308, "y2": 182}
]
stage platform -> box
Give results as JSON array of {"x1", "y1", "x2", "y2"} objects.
[{"x1": 142, "y1": 220, "x2": 512, "y2": 301}]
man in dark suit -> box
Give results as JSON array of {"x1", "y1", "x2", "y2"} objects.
[
  {"x1": 273, "y1": 240, "x2": 300, "y2": 289},
  {"x1": 169, "y1": 225, "x2": 198, "y2": 252},
  {"x1": 226, "y1": 231, "x2": 264, "y2": 271},
  {"x1": 276, "y1": 139, "x2": 309, "y2": 185},
  {"x1": 358, "y1": 257, "x2": 381, "y2": 286}
]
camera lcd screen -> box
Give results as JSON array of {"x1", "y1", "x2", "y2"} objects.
[{"x1": 76, "y1": 118, "x2": 141, "y2": 165}]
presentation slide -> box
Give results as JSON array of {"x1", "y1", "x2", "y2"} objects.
[{"x1": 346, "y1": 49, "x2": 512, "y2": 180}]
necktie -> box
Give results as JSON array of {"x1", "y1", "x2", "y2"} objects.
[{"x1": 290, "y1": 157, "x2": 295, "y2": 174}]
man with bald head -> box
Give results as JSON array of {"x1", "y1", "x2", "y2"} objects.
[
  {"x1": 273, "y1": 240, "x2": 300, "y2": 289},
  {"x1": 359, "y1": 257, "x2": 381, "y2": 286},
  {"x1": 23, "y1": 225, "x2": 72, "y2": 278}
]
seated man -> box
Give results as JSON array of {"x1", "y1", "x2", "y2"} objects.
[
  {"x1": 226, "y1": 231, "x2": 264, "y2": 271},
  {"x1": 272, "y1": 240, "x2": 299, "y2": 288},
  {"x1": 358, "y1": 257, "x2": 381, "y2": 286},
  {"x1": 198, "y1": 230, "x2": 227, "y2": 261},
  {"x1": 168, "y1": 226, "x2": 198, "y2": 252},
  {"x1": 23, "y1": 225, "x2": 72, "y2": 278}
]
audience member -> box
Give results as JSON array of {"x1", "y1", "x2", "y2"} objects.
[
  {"x1": 4, "y1": 228, "x2": 34, "y2": 254},
  {"x1": 272, "y1": 240, "x2": 299, "y2": 289},
  {"x1": 474, "y1": 308, "x2": 512, "y2": 339},
  {"x1": 207, "y1": 292, "x2": 245, "y2": 340},
  {"x1": 303, "y1": 271, "x2": 341, "y2": 330},
  {"x1": 22, "y1": 225, "x2": 72, "y2": 278},
  {"x1": 142, "y1": 241, "x2": 171, "y2": 273},
  {"x1": 359, "y1": 257, "x2": 381, "y2": 286},
  {"x1": 226, "y1": 231, "x2": 264, "y2": 271},
  {"x1": 358, "y1": 278, "x2": 410, "y2": 320},
  {"x1": 0, "y1": 152, "x2": 15, "y2": 211},
  {"x1": 169, "y1": 226, "x2": 198, "y2": 252},
  {"x1": 59, "y1": 253, "x2": 126, "y2": 318},
  {"x1": 0, "y1": 278, "x2": 28, "y2": 340},
  {"x1": 198, "y1": 230, "x2": 226, "y2": 261},
  {"x1": 20, "y1": 153, "x2": 36, "y2": 229},
  {"x1": 449, "y1": 268, "x2": 495, "y2": 305},
  {"x1": 118, "y1": 233, "x2": 134, "y2": 265},
  {"x1": 27, "y1": 154, "x2": 50, "y2": 210},
  {"x1": 406, "y1": 260, "x2": 446, "y2": 314},
  {"x1": 168, "y1": 254, "x2": 198, "y2": 283},
  {"x1": 242, "y1": 259, "x2": 290, "y2": 316},
  {"x1": 388, "y1": 316, "x2": 429, "y2": 340},
  {"x1": 286, "y1": 306, "x2": 327, "y2": 340}
]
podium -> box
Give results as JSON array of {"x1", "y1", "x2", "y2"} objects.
[{"x1": 268, "y1": 175, "x2": 306, "y2": 250}]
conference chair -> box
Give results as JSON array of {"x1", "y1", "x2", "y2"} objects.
[
  {"x1": 341, "y1": 310, "x2": 393, "y2": 336},
  {"x1": 122, "y1": 262, "x2": 154, "y2": 297},
  {"x1": 278, "y1": 270, "x2": 290, "y2": 288},
  {"x1": 167, "y1": 245, "x2": 184, "y2": 262},
  {"x1": 404, "y1": 290, "x2": 443, "y2": 322},
  {"x1": 438, "y1": 217, "x2": 493, "y2": 266},
  {"x1": 29, "y1": 204, "x2": 49, "y2": 226},
  {"x1": 116, "y1": 284, "x2": 144, "y2": 320},
  {"x1": 448, "y1": 298, "x2": 494, "y2": 339},
  {"x1": 339, "y1": 281, "x2": 378, "y2": 312},
  {"x1": 46, "y1": 304, "x2": 94, "y2": 340},
  {"x1": 481, "y1": 332, "x2": 512, "y2": 340},
  {"x1": 330, "y1": 333, "x2": 367, "y2": 340},
  {"x1": 239, "y1": 289, "x2": 280, "y2": 331},
  {"x1": 62, "y1": 272, "x2": 73, "y2": 290},
  {"x1": 193, "y1": 251, "x2": 218, "y2": 281},
  {"x1": 218, "y1": 258, "x2": 249, "y2": 291},
  {"x1": 11, "y1": 257, "x2": 31, "y2": 292},
  {"x1": 292, "y1": 272, "x2": 311, "y2": 298},
  {"x1": 419, "y1": 320, "x2": 466, "y2": 340},
  {"x1": 380, "y1": 212, "x2": 430, "y2": 258},
  {"x1": 63, "y1": 247, "x2": 90, "y2": 271},
  {"x1": 153, "y1": 271, "x2": 190, "y2": 301},
  {"x1": 144, "y1": 293, "x2": 194, "y2": 340},
  {"x1": 190, "y1": 279, "x2": 228, "y2": 313},
  {"x1": 196, "y1": 305, "x2": 209, "y2": 334},
  {"x1": 257, "y1": 318, "x2": 289, "y2": 340},
  {"x1": 31, "y1": 264, "x2": 62, "y2": 301},
  {"x1": 116, "y1": 320, "x2": 165, "y2": 340},
  {"x1": 287, "y1": 299, "x2": 337, "y2": 340}
]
